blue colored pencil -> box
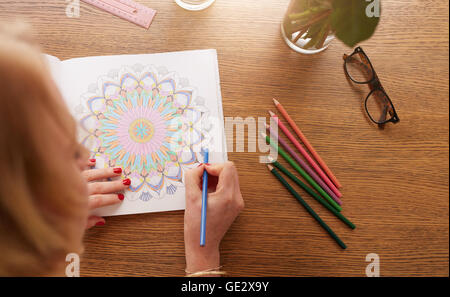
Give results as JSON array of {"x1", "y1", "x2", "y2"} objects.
[{"x1": 200, "y1": 149, "x2": 209, "y2": 246}]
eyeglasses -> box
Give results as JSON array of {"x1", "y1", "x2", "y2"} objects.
[{"x1": 343, "y1": 47, "x2": 400, "y2": 126}]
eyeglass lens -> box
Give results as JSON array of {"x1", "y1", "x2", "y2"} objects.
[
  {"x1": 366, "y1": 89, "x2": 395, "y2": 124},
  {"x1": 345, "y1": 52, "x2": 374, "y2": 83}
]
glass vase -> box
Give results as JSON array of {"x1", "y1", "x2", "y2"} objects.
[
  {"x1": 282, "y1": 0, "x2": 335, "y2": 54},
  {"x1": 175, "y1": 0, "x2": 216, "y2": 11}
]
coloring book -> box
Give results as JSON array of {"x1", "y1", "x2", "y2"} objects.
[{"x1": 45, "y1": 49, "x2": 227, "y2": 216}]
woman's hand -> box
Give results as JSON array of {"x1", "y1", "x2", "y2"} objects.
[
  {"x1": 82, "y1": 159, "x2": 130, "y2": 229},
  {"x1": 184, "y1": 162, "x2": 244, "y2": 274}
]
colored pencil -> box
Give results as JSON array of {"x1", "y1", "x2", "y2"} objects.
[
  {"x1": 263, "y1": 133, "x2": 342, "y2": 212},
  {"x1": 267, "y1": 165, "x2": 347, "y2": 249},
  {"x1": 269, "y1": 157, "x2": 355, "y2": 229},
  {"x1": 269, "y1": 110, "x2": 342, "y2": 198},
  {"x1": 200, "y1": 149, "x2": 209, "y2": 246},
  {"x1": 265, "y1": 123, "x2": 341, "y2": 205},
  {"x1": 273, "y1": 98, "x2": 342, "y2": 189}
]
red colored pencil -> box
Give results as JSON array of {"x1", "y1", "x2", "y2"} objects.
[
  {"x1": 272, "y1": 98, "x2": 342, "y2": 189},
  {"x1": 269, "y1": 110, "x2": 342, "y2": 198},
  {"x1": 265, "y1": 123, "x2": 341, "y2": 204}
]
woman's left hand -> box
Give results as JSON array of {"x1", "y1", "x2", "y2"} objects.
[{"x1": 81, "y1": 159, "x2": 130, "y2": 229}]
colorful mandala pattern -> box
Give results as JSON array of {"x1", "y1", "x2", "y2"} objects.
[{"x1": 78, "y1": 65, "x2": 210, "y2": 202}]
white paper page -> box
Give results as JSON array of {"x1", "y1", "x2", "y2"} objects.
[
  {"x1": 43, "y1": 54, "x2": 64, "y2": 94},
  {"x1": 60, "y1": 49, "x2": 227, "y2": 216}
]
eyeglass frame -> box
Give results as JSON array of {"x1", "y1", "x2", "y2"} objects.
[{"x1": 343, "y1": 46, "x2": 400, "y2": 126}]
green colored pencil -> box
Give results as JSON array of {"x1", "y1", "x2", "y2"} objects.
[
  {"x1": 268, "y1": 165, "x2": 347, "y2": 249},
  {"x1": 270, "y1": 158, "x2": 355, "y2": 229},
  {"x1": 263, "y1": 133, "x2": 342, "y2": 212}
]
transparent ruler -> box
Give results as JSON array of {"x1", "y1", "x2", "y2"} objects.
[{"x1": 81, "y1": 0, "x2": 157, "y2": 29}]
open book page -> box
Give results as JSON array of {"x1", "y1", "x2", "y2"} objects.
[
  {"x1": 43, "y1": 54, "x2": 65, "y2": 96},
  {"x1": 57, "y1": 49, "x2": 227, "y2": 216}
]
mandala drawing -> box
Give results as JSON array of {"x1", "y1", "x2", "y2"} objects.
[{"x1": 78, "y1": 65, "x2": 211, "y2": 202}]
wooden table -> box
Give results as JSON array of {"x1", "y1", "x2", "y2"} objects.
[{"x1": 1, "y1": 0, "x2": 448, "y2": 276}]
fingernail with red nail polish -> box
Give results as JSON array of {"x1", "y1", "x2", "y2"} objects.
[
  {"x1": 95, "y1": 221, "x2": 105, "y2": 226},
  {"x1": 205, "y1": 163, "x2": 211, "y2": 166},
  {"x1": 113, "y1": 168, "x2": 122, "y2": 174},
  {"x1": 123, "y1": 178, "x2": 131, "y2": 186},
  {"x1": 197, "y1": 163, "x2": 203, "y2": 167},
  {"x1": 89, "y1": 159, "x2": 96, "y2": 162},
  {"x1": 118, "y1": 193, "x2": 124, "y2": 201}
]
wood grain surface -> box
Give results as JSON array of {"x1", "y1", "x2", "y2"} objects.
[{"x1": 0, "y1": 0, "x2": 448, "y2": 276}]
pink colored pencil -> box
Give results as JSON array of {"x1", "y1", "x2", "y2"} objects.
[
  {"x1": 269, "y1": 110, "x2": 342, "y2": 198},
  {"x1": 265, "y1": 124, "x2": 342, "y2": 205},
  {"x1": 273, "y1": 98, "x2": 342, "y2": 189}
]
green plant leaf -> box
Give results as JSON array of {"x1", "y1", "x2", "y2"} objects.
[{"x1": 331, "y1": 0, "x2": 380, "y2": 47}]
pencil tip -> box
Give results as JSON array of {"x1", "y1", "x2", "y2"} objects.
[
  {"x1": 260, "y1": 132, "x2": 267, "y2": 138},
  {"x1": 272, "y1": 98, "x2": 279, "y2": 105},
  {"x1": 267, "y1": 164, "x2": 274, "y2": 171},
  {"x1": 263, "y1": 123, "x2": 270, "y2": 129},
  {"x1": 268, "y1": 110, "x2": 275, "y2": 117}
]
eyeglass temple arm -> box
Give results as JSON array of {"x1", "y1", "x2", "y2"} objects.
[{"x1": 378, "y1": 104, "x2": 388, "y2": 123}]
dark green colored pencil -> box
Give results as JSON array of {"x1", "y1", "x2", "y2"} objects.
[
  {"x1": 263, "y1": 133, "x2": 342, "y2": 212},
  {"x1": 268, "y1": 165, "x2": 347, "y2": 249},
  {"x1": 270, "y1": 159, "x2": 355, "y2": 229}
]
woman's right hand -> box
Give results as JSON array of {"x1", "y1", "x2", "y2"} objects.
[{"x1": 184, "y1": 162, "x2": 244, "y2": 274}]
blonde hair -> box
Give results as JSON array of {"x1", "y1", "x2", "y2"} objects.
[{"x1": 0, "y1": 23, "x2": 88, "y2": 276}]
